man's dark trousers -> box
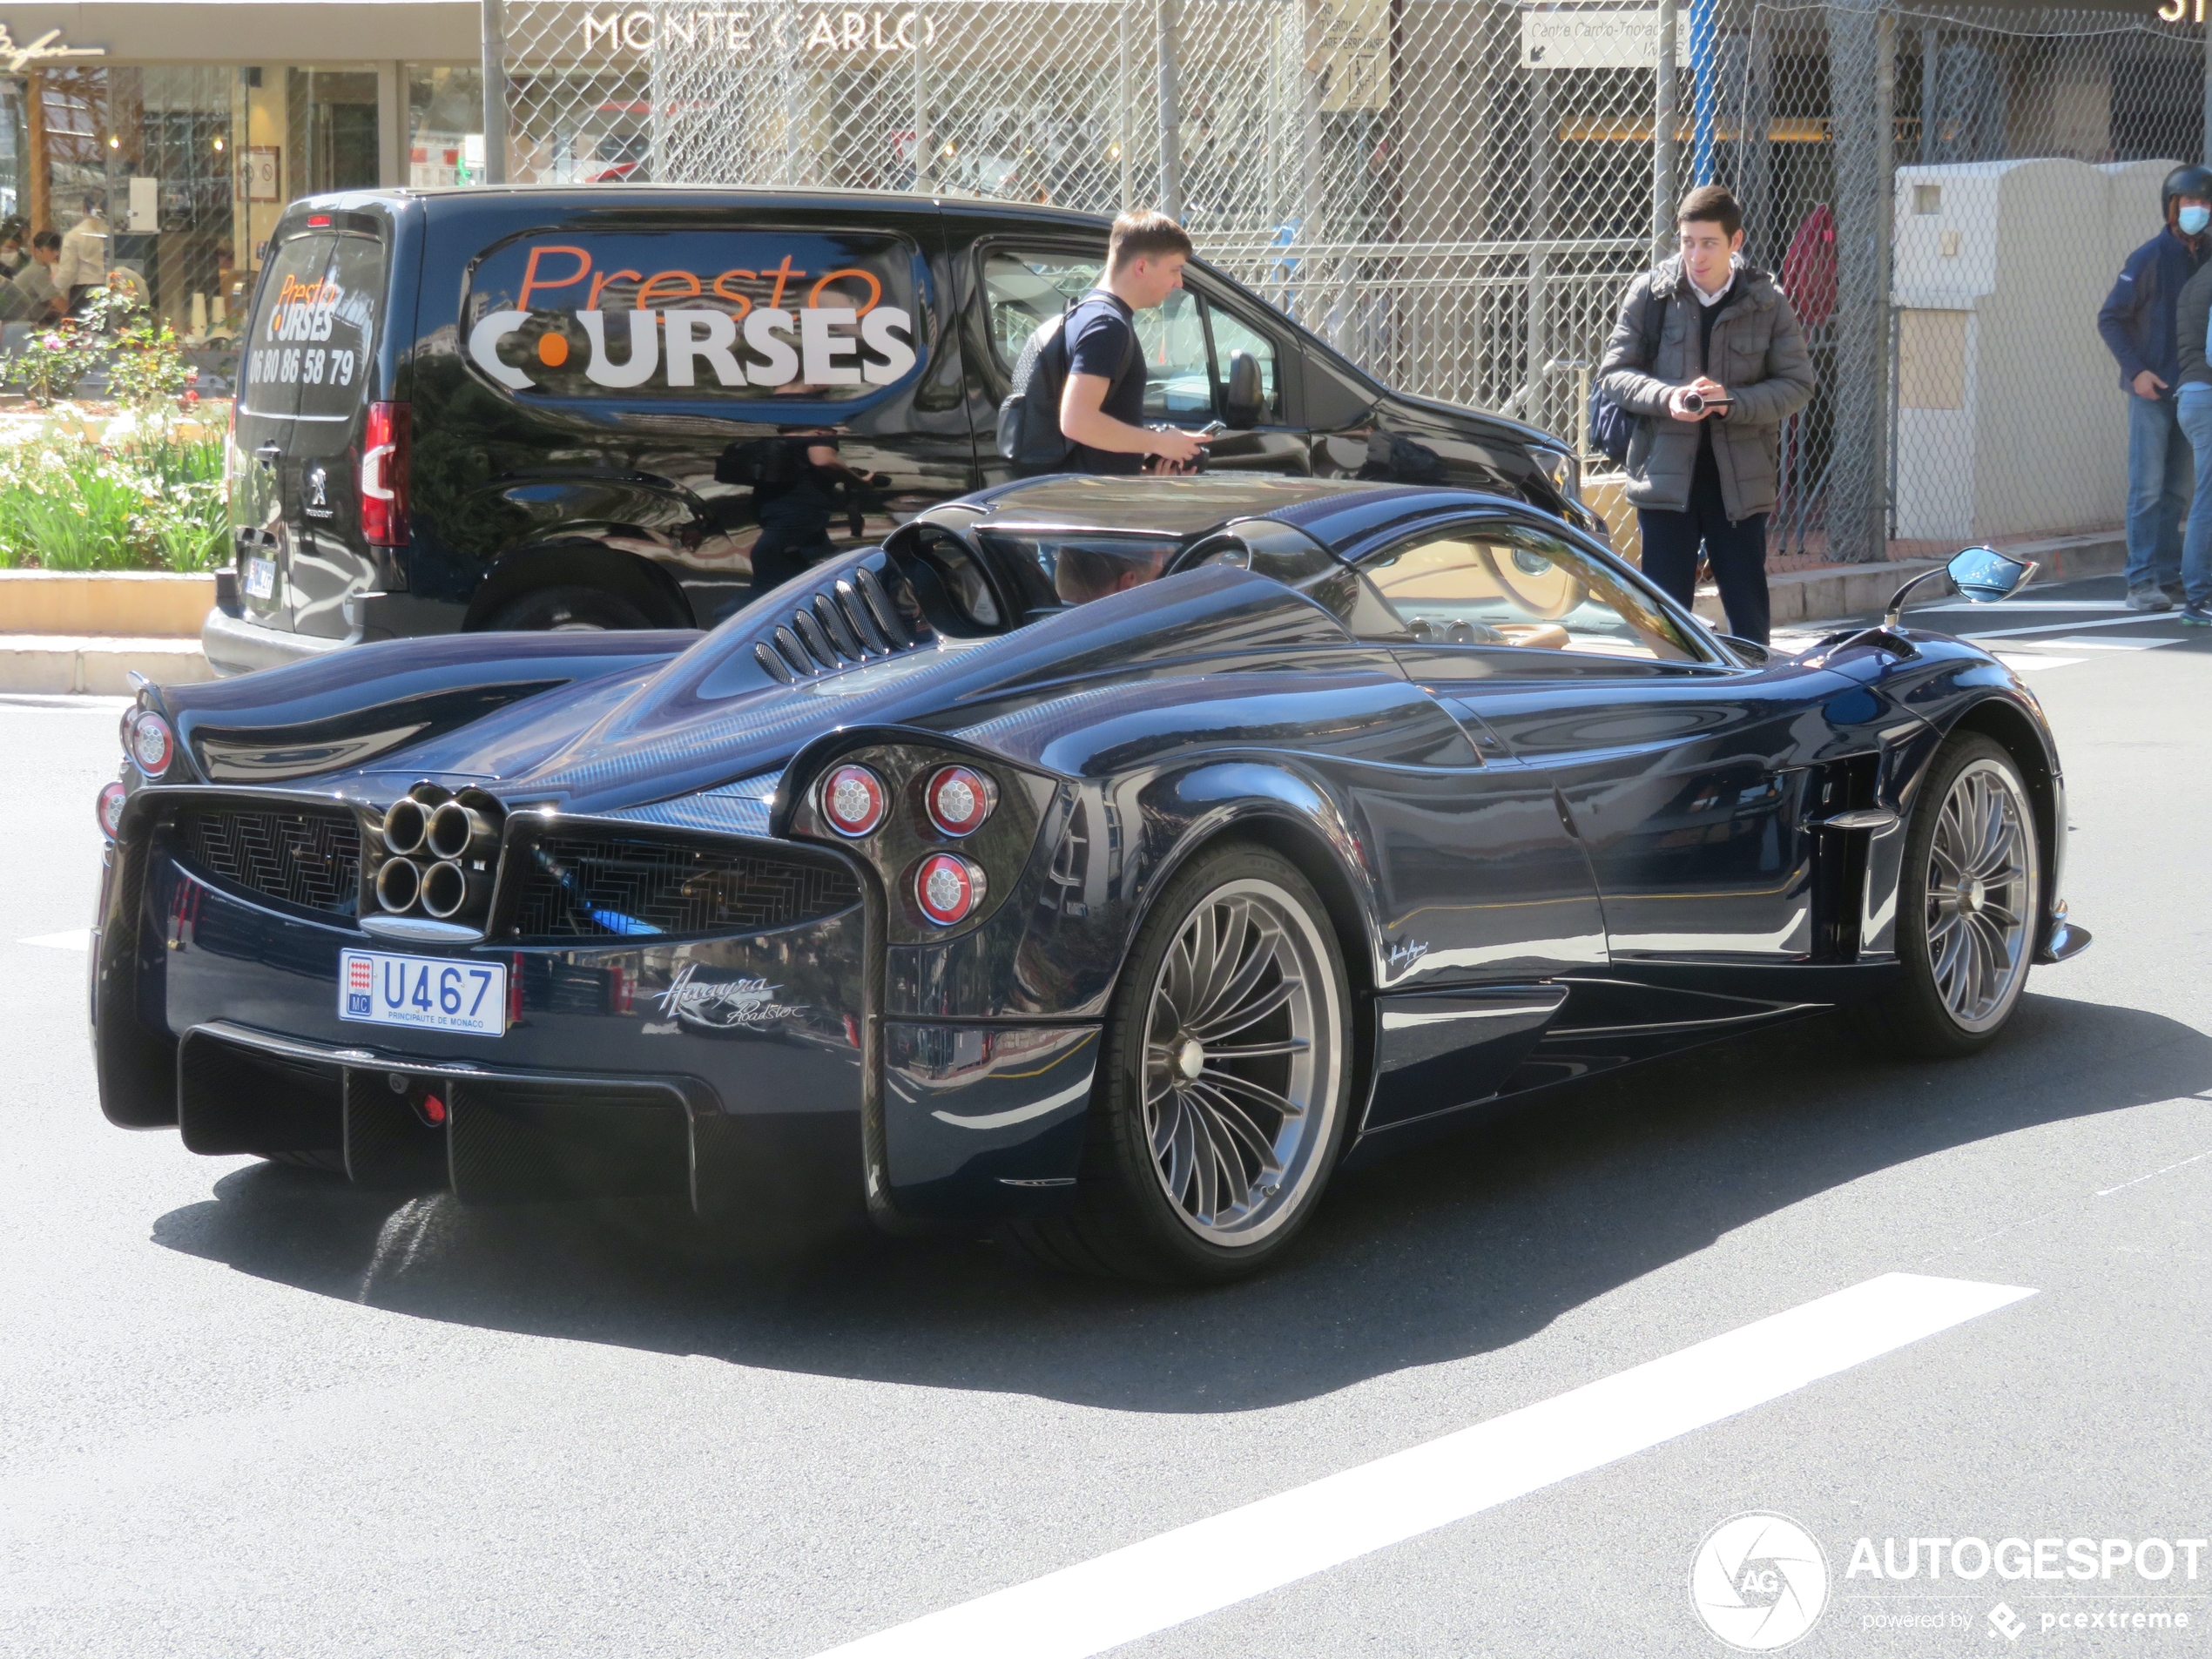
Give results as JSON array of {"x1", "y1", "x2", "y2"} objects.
[{"x1": 1636, "y1": 443, "x2": 1770, "y2": 644}]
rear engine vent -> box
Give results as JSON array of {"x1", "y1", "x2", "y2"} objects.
[
  {"x1": 509, "y1": 833, "x2": 861, "y2": 940},
  {"x1": 754, "y1": 569, "x2": 912, "y2": 684},
  {"x1": 176, "y1": 804, "x2": 361, "y2": 917}
]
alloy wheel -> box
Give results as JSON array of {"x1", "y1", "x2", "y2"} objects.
[
  {"x1": 1140, "y1": 878, "x2": 1341, "y2": 1245},
  {"x1": 1925, "y1": 757, "x2": 2037, "y2": 1033}
]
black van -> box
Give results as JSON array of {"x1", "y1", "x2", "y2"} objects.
[{"x1": 206, "y1": 187, "x2": 1597, "y2": 674}]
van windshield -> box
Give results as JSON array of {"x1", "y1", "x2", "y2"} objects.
[{"x1": 243, "y1": 232, "x2": 382, "y2": 422}]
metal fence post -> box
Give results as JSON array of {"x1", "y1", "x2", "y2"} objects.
[
  {"x1": 1119, "y1": 2, "x2": 1134, "y2": 211},
  {"x1": 2202, "y1": 7, "x2": 2212, "y2": 164},
  {"x1": 480, "y1": 0, "x2": 509, "y2": 185},
  {"x1": 1655, "y1": 0, "x2": 1680, "y2": 261},
  {"x1": 1158, "y1": 0, "x2": 1183, "y2": 219},
  {"x1": 1826, "y1": 0, "x2": 1891, "y2": 562},
  {"x1": 1690, "y1": 0, "x2": 1717, "y2": 185}
]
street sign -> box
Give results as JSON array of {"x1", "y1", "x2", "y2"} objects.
[{"x1": 1520, "y1": 9, "x2": 1689, "y2": 72}]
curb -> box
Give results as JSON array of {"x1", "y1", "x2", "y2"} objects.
[
  {"x1": 0, "y1": 635, "x2": 215, "y2": 695},
  {"x1": 1691, "y1": 530, "x2": 2127, "y2": 630}
]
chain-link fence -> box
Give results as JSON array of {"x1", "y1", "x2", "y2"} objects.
[{"x1": 491, "y1": 0, "x2": 2209, "y2": 564}]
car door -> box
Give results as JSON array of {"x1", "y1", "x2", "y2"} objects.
[{"x1": 1345, "y1": 514, "x2": 1830, "y2": 961}]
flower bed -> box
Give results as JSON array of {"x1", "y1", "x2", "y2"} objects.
[
  {"x1": 0, "y1": 282, "x2": 232, "y2": 576},
  {"x1": 0, "y1": 410, "x2": 228, "y2": 573}
]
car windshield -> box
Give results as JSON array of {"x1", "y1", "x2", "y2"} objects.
[{"x1": 978, "y1": 532, "x2": 1184, "y2": 608}]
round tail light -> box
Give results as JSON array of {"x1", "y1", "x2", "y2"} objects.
[
  {"x1": 914, "y1": 853, "x2": 987, "y2": 927},
  {"x1": 925, "y1": 765, "x2": 997, "y2": 837},
  {"x1": 96, "y1": 780, "x2": 127, "y2": 840},
  {"x1": 822, "y1": 763, "x2": 887, "y2": 837},
  {"x1": 127, "y1": 711, "x2": 174, "y2": 776}
]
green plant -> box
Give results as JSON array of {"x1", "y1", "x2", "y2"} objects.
[
  {"x1": 10, "y1": 324, "x2": 98, "y2": 406},
  {"x1": 0, "y1": 427, "x2": 230, "y2": 572}
]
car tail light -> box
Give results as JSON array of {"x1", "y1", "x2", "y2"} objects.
[
  {"x1": 914, "y1": 853, "x2": 987, "y2": 927},
  {"x1": 96, "y1": 781, "x2": 127, "y2": 840},
  {"x1": 821, "y1": 764, "x2": 887, "y2": 837},
  {"x1": 360, "y1": 401, "x2": 412, "y2": 547},
  {"x1": 126, "y1": 711, "x2": 174, "y2": 776},
  {"x1": 924, "y1": 765, "x2": 997, "y2": 837}
]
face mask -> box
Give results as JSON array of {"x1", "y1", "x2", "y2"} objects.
[{"x1": 2181, "y1": 206, "x2": 2209, "y2": 236}]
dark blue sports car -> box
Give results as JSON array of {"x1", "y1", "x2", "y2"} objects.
[{"x1": 91, "y1": 475, "x2": 2087, "y2": 1281}]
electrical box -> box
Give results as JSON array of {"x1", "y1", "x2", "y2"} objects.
[{"x1": 1892, "y1": 157, "x2": 2170, "y2": 543}]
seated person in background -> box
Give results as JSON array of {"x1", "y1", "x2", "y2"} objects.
[
  {"x1": 1051, "y1": 539, "x2": 1171, "y2": 606},
  {"x1": 9, "y1": 233, "x2": 62, "y2": 321}
]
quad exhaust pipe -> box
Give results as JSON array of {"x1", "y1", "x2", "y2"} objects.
[{"x1": 374, "y1": 784, "x2": 504, "y2": 921}]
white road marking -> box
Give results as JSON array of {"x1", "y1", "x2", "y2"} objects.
[
  {"x1": 1992, "y1": 654, "x2": 2086, "y2": 674},
  {"x1": 1997, "y1": 636, "x2": 2183, "y2": 653},
  {"x1": 17, "y1": 929, "x2": 90, "y2": 951},
  {"x1": 1917, "y1": 599, "x2": 2130, "y2": 613},
  {"x1": 1963, "y1": 614, "x2": 2196, "y2": 641},
  {"x1": 2095, "y1": 1147, "x2": 2212, "y2": 1197},
  {"x1": 812, "y1": 1272, "x2": 2035, "y2": 1659}
]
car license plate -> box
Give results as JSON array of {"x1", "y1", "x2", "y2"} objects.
[
  {"x1": 245, "y1": 556, "x2": 275, "y2": 600},
  {"x1": 339, "y1": 948, "x2": 507, "y2": 1036}
]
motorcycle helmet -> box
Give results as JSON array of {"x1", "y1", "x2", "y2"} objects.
[{"x1": 2162, "y1": 164, "x2": 2212, "y2": 219}]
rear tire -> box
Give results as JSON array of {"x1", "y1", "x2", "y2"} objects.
[
  {"x1": 1008, "y1": 842, "x2": 1352, "y2": 1284},
  {"x1": 484, "y1": 585, "x2": 652, "y2": 632},
  {"x1": 1849, "y1": 733, "x2": 2040, "y2": 1060}
]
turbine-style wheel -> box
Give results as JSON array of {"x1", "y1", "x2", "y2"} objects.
[
  {"x1": 1852, "y1": 733, "x2": 2040, "y2": 1058},
  {"x1": 1009, "y1": 842, "x2": 1351, "y2": 1283}
]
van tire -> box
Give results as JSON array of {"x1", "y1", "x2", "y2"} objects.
[{"x1": 482, "y1": 585, "x2": 653, "y2": 632}]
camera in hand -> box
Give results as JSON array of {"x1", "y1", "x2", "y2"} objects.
[{"x1": 1681, "y1": 389, "x2": 1734, "y2": 415}]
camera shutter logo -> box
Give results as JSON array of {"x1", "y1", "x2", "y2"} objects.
[{"x1": 1689, "y1": 1512, "x2": 1831, "y2": 1651}]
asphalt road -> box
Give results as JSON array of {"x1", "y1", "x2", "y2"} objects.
[{"x1": 3, "y1": 572, "x2": 2209, "y2": 1658}]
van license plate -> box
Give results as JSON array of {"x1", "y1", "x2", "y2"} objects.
[
  {"x1": 340, "y1": 949, "x2": 507, "y2": 1036},
  {"x1": 245, "y1": 557, "x2": 275, "y2": 600}
]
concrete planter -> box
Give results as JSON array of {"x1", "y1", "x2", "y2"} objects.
[
  {"x1": 0, "y1": 570, "x2": 215, "y2": 637},
  {"x1": 0, "y1": 570, "x2": 216, "y2": 694}
]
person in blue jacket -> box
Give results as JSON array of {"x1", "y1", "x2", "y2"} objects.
[{"x1": 2099, "y1": 165, "x2": 2212, "y2": 612}]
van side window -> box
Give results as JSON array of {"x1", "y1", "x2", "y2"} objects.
[
  {"x1": 982, "y1": 249, "x2": 1103, "y2": 370},
  {"x1": 463, "y1": 229, "x2": 924, "y2": 402}
]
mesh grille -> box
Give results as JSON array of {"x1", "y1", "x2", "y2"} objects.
[
  {"x1": 177, "y1": 806, "x2": 362, "y2": 916},
  {"x1": 511, "y1": 833, "x2": 861, "y2": 940}
]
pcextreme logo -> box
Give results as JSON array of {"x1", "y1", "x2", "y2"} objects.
[
  {"x1": 1690, "y1": 1513, "x2": 1831, "y2": 1651},
  {"x1": 467, "y1": 243, "x2": 916, "y2": 395}
]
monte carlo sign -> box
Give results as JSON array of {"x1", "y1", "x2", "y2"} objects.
[{"x1": 579, "y1": 5, "x2": 944, "y2": 54}]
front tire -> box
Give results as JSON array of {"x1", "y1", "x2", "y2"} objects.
[
  {"x1": 1009, "y1": 842, "x2": 1352, "y2": 1284},
  {"x1": 1851, "y1": 733, "x2": 2040, "y2": 1059}
]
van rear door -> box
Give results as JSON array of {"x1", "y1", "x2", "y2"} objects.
[{"x1": 239, "y1": 225, "x2": 387, "y2": 637}]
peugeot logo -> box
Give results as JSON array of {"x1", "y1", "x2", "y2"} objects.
[{"x1": 305, "y1": 462, "x2": 327, "y2": 509}]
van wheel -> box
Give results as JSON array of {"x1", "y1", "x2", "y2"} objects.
[
  {"x1": 1007, "y1": 842, "x2": 1352, "y2": 1285},
  {"x1": 484, "y1": 585, "x2": 652, "y2": 632}
]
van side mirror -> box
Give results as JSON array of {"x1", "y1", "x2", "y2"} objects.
[{"x1": 1224, "y1": 350, "x2": 1264, "y2": 428}]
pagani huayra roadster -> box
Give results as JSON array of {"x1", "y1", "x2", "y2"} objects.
[{"x1": 93, "y1": 476, "x2": 2087, "y2": 1281}]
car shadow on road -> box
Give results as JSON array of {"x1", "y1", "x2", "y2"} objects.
[{"x1": 149, "y1": 990, "x2": 2212, "y2": 1414}]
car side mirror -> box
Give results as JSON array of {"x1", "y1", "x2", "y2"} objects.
[
  {"x1": 1883, "y1": 545, "x2": 2038, "y2": 630},
  {"x1": 1717, "y1": 633, "x2": 1770, "y2": 666},
  {"x1": 1224, "y1": 349, "x2": 1264, "y2": 428},
  {"x1": 1946, "y1": 544, "x2": 2036, "y2": 605}
]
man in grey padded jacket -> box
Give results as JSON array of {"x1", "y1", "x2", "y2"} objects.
[{"x1": 1598, "y1": 185, "x2": 1817, "y2": 644}]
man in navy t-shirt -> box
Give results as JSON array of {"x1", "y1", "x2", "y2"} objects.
[{"x1": 1058, "y1": 210, "x2": 1211, "y2": 475}]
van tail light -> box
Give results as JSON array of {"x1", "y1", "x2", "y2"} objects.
[{"x1": 360, "y1": 401, "x2": 411, "y2": 546}]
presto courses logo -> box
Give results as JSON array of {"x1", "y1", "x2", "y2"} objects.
[{"x1": 467, "y1": 243, "x2": 916, "y2": 395}]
